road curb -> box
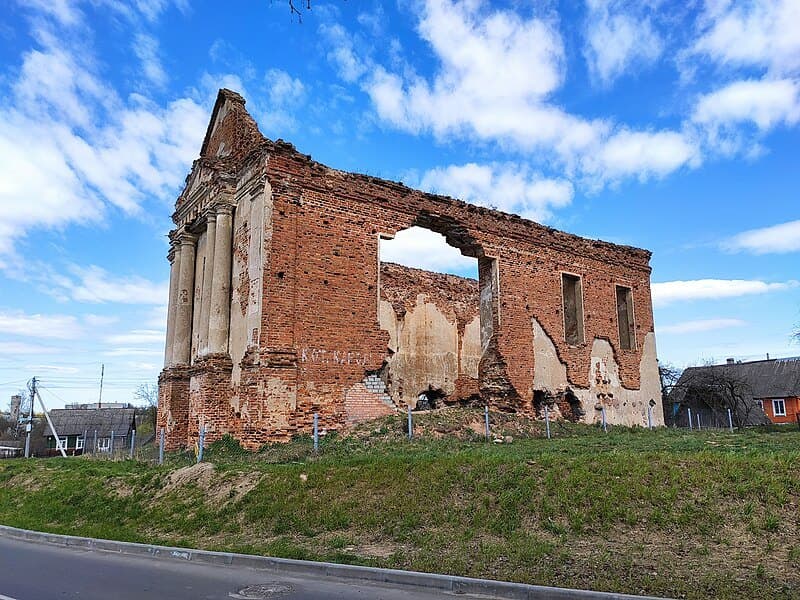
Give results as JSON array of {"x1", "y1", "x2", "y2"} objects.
[{"x1": 0, "y1": 524, "x2": 669, "y2": 600}]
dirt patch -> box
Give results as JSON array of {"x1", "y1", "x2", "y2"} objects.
[
  {"x1": 109, "y1": 478, "x2": 134, "y2": 498},
  {"x1": 347, "y1": 541, "x2": 401, "y2": 559},
  {"x1": 157, "y1": 463, "x2": 216, "y2": 497},
  {"x1": 208, "y1": 471, "x2": 262, "y2": 505},
  {"x1": 7, "y1": 474, "x2": 45, "y2": 492},
  {"x1": 154, "y1": 463, "x2": 261, "y2": 505}
]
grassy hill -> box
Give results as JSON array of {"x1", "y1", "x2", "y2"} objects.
[{"x1": 1, "y1": 409, "x2": 798, "y2": 599}]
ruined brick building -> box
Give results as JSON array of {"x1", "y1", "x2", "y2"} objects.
[{"x1": 158, "y1": 89, "x2": 664, "y2": 450}]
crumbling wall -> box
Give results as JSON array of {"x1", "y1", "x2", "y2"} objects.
[
  {"x1": 159, "y1": 89, "x2": 664, "y2": 450},
  {"x1": 378, "y1": 263, "x2": 481, "y2": 408}
]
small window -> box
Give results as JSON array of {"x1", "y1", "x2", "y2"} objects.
[
  {"x1": 616, "y1": 285, "x2": 635, "y2": 350},
  {"x1": 76, "y1": 437, "x2": 84, "y2": 450},
  {"x1": 773, "y1": 399, "x2": 786, "y2": 416},
  {"x1": 58, "y1": 437, "x2": 68, "y2": 450},
  {"x1": 98, "y1": 438, "x2": 111, "y2": 452},
  {"x1": 561, "y1": 273, "x2": 585, "y2": 345}
]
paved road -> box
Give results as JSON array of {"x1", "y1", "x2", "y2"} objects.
[{"x1": 0, "y1": 537, "x2": 477, "y2": 600}]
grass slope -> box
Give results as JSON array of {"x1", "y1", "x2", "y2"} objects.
[{"x1": 1, "y1": 410, "x2": 799, "y2": 599}]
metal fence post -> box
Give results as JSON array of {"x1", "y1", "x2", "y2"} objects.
[
  {"x1": 158, "y1": 427, "x2": 165, "y2": 465},
  {"x1": 129, "y1": 430, "x2": 136, "y2": 459},
  {"x1": 727, "y1": 408, "x2": 734, "y2": 432},
  {"x1": 313, "y1": 413, "x2": 319, "y2": 453},
  {"x1": 601, "y1": 406, "x2": 607, "y2": 433},
  {"x1": 484, "y1": 406, "x2": 490, "y2": 441},
  {"x1": 544, "y1": 405, "x2": 551, "y2": 440},
  {"x1": 110, "y1": 430, "x2": 115, "y2": 454},
  {"x1": 697, "y1": 413, "x2": 702, "y2": 430},
  {"x1": 687, "y1": 408, "x2": 693, "y2": 431},
  {"x1": 407, "y1": 405, "x2": 413, "y2": 440},
  {"x1": 197, "y1": 425, "x2": 205, "y2": 463}
]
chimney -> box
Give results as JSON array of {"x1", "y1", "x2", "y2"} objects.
[
  {"x1": 766, "y1": 353, "x2": 770, "y2": 360},
  {"x1": 726, "y1": 358, "x2": 735, "y2": 365},
  {"x1": 10, "y1": 395, "x2": 21, "y2": 423}
]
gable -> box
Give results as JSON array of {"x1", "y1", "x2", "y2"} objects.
[{"x1": 199, "y1": 89, "x2": 264, "y2": 161}]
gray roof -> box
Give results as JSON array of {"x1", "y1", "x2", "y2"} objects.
[
  {"x1": 43, "y1": 408, "x2": 135, "y2": 437},
  {"x1": 676, "y1": 357, "x2": 800, "y2": 400}
]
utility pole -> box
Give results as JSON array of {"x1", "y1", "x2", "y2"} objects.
[
  {"x1": 98, "y1": 363, "x2": 104, "y2": 409},
  {"x1": 34, "y1": 383, "x2": 67, "y2": 458},
  {"x1": 24, "y1": 378, "x2": 35, "y2": 458}
]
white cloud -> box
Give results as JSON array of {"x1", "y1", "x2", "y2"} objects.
[
  {"x1": 105, "y1": 329, "x2": 165, "y2": 345},
  {"x1": 0, "y1": 311, "x2": 83, "y2": 339},
  {"x1": 581, "y1": 129, "x2": 700, "y2": 183},
  {"x1": 652, "y1": 279, "x2": 797, "y2": 307},
  {"x1": 21, "y1": 0, "x2": 82, "y2": 26},
  {"x1": 380, "y1": 226, "x2": 477, "y2": 277},
  {"x1": 417, "y1": 163, "x2": 573, "y2": 222},
  {"x1": 657, "y1": 318, "x2": 746, "y2": 335},
  {"x1": 319, "y1": 0, "x2": 699, "y2": 187},
  {"x1": 693, "y1": 78, "x2": 800, "y2": 130},
  {"x1": 24, "y1": 364, "x2": 80, "y2": 374},
  {"x1": 52, "y1": 265, "x2": 168, "y2": 305},
  {"x1": 583, "y1": 1, "x2": 663, "y2": 86},
  {"x1": 132, "y1": 33, "x2": 167, "y2": 87},
  {"x1": 320, "y1": 23, "x2": 368, "y2": 83},
  {"x1": 692, "y1": 0, "x2": 800, "y2": 76},
  {"x1": 103, "y1": 347, "x2": 163, "y2": 357},
  {"x1": 724, "y1": 219, "x2": 800, "y2": 254},
  {"x1": 84, "y1": 314, "x2": 119, "y2": 327},
  {"x1": 0, "y1": 342, "x2": 60, "y2": 355},
  {"x1": 0, "y1": 14, "x2": 208, "y2": 264},
  {"x1": 256, "y1": 69, "x2": 306, "y2": 132}
]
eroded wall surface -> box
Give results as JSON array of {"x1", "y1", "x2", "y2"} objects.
[
  {"x1": 158, "y1": 89, "x2": 665, "y2": 449},
  {"x1": 378, "y1": 262, "x2": 481, "y2": 408}
]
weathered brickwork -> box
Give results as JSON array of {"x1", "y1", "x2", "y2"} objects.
[{"x1": 158, "y1": 89, "x2": 664, "y2": 450}]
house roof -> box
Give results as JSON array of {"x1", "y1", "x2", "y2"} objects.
[
  {"x1": 676, "y1": 357, "x2": 800, "y2": 399},
  {"x1": 43, "y1": 408, "x2": 135, "y2": 438}
]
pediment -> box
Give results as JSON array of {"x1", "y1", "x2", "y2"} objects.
[{"x1": 199, "y1": 89, "x2": 264, "y2": 161}]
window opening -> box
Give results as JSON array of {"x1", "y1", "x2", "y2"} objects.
[
  {"x1": 561, "y1": 273, "x2": 584, "y2": 345},
  {"x1": 379, "y1": 226, "x2": 488, "y2": 409},
  {"x1": 616, "y1": 285, "x2": 635, "y2": 350}
]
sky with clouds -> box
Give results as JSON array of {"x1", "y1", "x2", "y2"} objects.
[{"x1": 0, "y1": 0, "x2": 798, "y2": 409}]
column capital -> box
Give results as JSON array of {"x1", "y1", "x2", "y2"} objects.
[
  {"x1": 178, "y1": 231, "x2": 199, "y2": 246},
  {"x1": 213, "y1": 203, "x2": 235, "y2": 216}
]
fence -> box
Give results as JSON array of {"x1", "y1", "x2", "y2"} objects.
[{"x1": 12, "y1": 403, "x2": 796, "y2": 465}]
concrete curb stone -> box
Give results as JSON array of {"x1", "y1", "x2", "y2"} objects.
[{"x1": 0, "y1": 524, "x2": 670, "y2": 600}]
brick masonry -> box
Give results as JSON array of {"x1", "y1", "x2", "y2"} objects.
[{"x1": 158, "y1": 89, "x2": 664, "y2": 450}]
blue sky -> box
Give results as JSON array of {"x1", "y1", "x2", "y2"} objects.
[{"x1": 1, "y1": 0, "x2": 798, "y2": 409}]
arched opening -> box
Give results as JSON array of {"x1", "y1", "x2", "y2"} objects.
[{"x1": 378, "y1": 224, "x2": 499, "y2": 410}]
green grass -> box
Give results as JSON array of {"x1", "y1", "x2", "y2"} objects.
[{"x1": 1, "y1": 410, "x2": 799, "y2": 599}]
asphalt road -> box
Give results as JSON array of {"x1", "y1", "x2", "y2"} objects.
[{"x1": 0, "y1": 537, "x2": 477, "y2": 600}]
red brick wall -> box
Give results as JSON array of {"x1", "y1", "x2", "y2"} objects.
[{"x1": 159, "y1": 91, "x2": 659, "y2": 449}]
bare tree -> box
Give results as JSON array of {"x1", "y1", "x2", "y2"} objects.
[
  {"x1": 134, "y1": 383, "x2": 158, "y2": 432},
  {"x1": 673, "y1": 365, "x2": 768, "y2": 429},
  {"x1": 658, "y1": 362, "x2": 682, "y2": 425}
]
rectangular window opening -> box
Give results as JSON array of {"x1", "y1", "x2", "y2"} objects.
[
  {"x1": 561, "y1": 273, "x2": 585, "y2": 345},
  {"x1": 773, "y1": 399, "x2": 786, "y2": 416},
  {"x1": 616, "y1": 285, "x2": 635, "y2": 350}
]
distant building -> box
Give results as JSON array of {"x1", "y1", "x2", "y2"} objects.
[
  {"x1": 43, "y1": 407, "x2": 136, "y2": 455},
  {"x1": 669, "y1": 357, "x2": 800, "y2": 427}
]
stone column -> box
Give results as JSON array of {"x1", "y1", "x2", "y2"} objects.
[
  {"x1": 173, "y1": 231, "x2": 198, "y2": 365},
  {"x1": 163, "y1": 240, "x2": 181, "y2": 367},
  {"x1": 209, "y1": 204, "x2": 234, "y2": 354},
  {"x1": 198, "y1": 216, "x2": 217, "y2": 355}
]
